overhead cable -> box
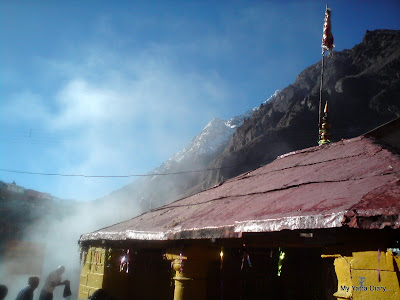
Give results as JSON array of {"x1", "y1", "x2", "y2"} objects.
[{"x1": 0, "y1": 165, "x2": 241, "y2": 178}]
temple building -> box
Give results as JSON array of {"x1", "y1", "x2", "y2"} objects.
[{"x1": 78, "y1": 118, "x2": 400, "y2": 300}]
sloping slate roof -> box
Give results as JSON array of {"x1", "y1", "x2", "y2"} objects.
[{"x1": 80, "y1": 135, "x2": 400, "y2": 242}]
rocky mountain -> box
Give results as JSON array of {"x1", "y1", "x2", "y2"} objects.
[
  {"x1": 0, "y1": 181, "x2": 76, "y2": 256},
  {"x1": 197, "y1": 29, "x2": 400, "y2": 189},
  {"x1": 101, "y1": 29, "x2": 400, "y2": 213},
  {"x1": 161, "y1": 90, "x2": 279, "y2": 171},
  {"x1": 98, "y1": 104, "x2": 269, "y2": 212}
]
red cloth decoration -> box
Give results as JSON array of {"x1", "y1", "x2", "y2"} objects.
[{"x1": 322, "y1": 6, "x2": 334, "y2": 56}]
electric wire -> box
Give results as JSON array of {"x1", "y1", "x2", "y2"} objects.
[
  {"x1": 0, "y1": 127, "x2": 365, "y2": 177},
  {"x1": 0, "y1": 165, "x2": 242, "y2": 178}
]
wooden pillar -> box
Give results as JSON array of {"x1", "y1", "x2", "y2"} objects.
[{"x1": 166, "y1": 246, "x2": 217, "y2": 300}]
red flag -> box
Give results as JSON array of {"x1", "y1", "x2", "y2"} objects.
[{"x1": 322, "y1": 5, "x2": 334, "y2": 56}]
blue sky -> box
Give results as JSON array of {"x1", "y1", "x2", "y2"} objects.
[{"x1": 1, "y1": 0, "x2": 399, "y2": 201}]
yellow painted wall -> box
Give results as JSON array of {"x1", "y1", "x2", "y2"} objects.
[
  {"x1": 324, "y1": 250, "x2": 400, "y2": 300},
  {"x1": 78, "y1": 247, "x2": 173, "y2": 300},
  {"x1": 79, "y1": 246, "x2": 399, "y2": 299},
  {"x1": 78, "y1": 247, "x2": 106, "y2": 300}
]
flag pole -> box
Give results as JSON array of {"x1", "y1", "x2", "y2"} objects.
[
  {"x1": 318, "y1": 4, "x2": 333, "y2": 145},
  {"x1": 319, "y1": 52, "x2": 325, "y2": 133}
]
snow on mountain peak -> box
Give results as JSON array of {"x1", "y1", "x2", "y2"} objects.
[
  {"x1": 169, "y1": 117, "x2": 234, "y2": 164},
  {"x1": 225, "y1": 90, "x2": 280, "y2": 129},
  {"x1": 225, "y1": 108, "x2": 256, "y2": 129},
  {"x1": 160, "y1": 89, "x2": 281, "y2": 169},
  {"x1": 264, "y1": 89, "x2": 281, "y2": 104}
]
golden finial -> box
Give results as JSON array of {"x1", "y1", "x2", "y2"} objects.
[{"x1": 318, "y1": 101, "x2": 331, "y2": 145}]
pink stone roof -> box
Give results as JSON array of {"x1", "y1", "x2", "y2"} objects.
[{"x1": 80, "y1": 120, "x2": 400, "y2": 242}]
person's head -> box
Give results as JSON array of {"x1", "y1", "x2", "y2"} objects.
[
  {"x1": 89, "y1": 289, "x2": 108, "y2": 300},
  {"x1": 28, "y1": 277, "x2": 40, "y2": 290},
  {"x1": 56, "y1": 265, "x2": 65, "y2": 275},
  {"x1": 0, "y1": 285, "x2": 8, "y2": 300}
]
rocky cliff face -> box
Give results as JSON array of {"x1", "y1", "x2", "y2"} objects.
[
  {"x1": 102, "y1": 29, "x2": 400, "y2": 212},
  {"x1": 199, "y1": 29, "x2": 400, "y2": 188},
  {"x1": 98, "y1": 109, "x2": 259, "y2": 211}
]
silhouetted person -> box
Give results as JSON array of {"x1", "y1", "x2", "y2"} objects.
[
  {"x1": 89, "y1": 289, "x2": 108, "y2": 300},
  {"x1": 0, "y1": 285, "x2": 7, "y2": 300},
  {"x1": 16, "y1": 277, "x2": 40, "y2": 300},
  {"x1": 39, "y1": 266, "x2": 69, "y2": 300}
]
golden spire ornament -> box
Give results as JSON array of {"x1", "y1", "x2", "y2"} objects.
[{"x1": 318, "y1": 101, "x2": 331, "y2": 145}]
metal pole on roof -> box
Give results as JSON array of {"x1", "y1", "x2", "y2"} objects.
[
  {"x1": 319, "y1": 4, "x2": 334, "y2": 145},
  {"x1": 318, "y1": 54, "x2": 325, "y2": 137}
]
